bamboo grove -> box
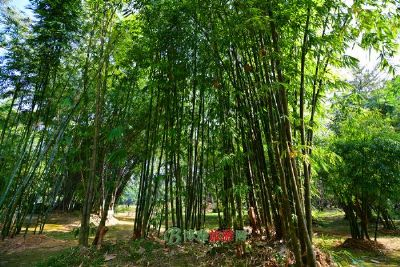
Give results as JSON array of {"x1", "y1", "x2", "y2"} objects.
[{"x1": 0, "y1": 0, "x2": 399, "y2": 266}]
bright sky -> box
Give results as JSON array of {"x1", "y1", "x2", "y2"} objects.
[
  {"x1": 10, "y1": 0, "x2": 33, "y2": 17},
  {"x1": 10, "y1": 0, "x2": 31, "y2": 11},
  {"x1": 340, "y1": 46, "x2": 397, "y2": 81}
]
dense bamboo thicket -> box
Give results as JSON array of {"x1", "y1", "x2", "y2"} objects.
[{"x1": 1, "y1": 0, "x2": 399, "y2": 266}]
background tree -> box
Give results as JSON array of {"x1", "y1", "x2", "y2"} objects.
[{"x1": 321, "y1": 70, "x2": 400, "y2": 240}]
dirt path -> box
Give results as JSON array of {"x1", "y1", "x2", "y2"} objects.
[{"x1": 0, "y1": 213, "x2": 134, "y2": 267}]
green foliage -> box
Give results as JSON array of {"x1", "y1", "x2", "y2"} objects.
[
  {"x1": 319, "y1": 69, "x2": 400, "y2": 238},
  {"x1": 1, "y1": 2, "x2": 400, "y2": 265},
  {"x1": 36, "y1": 246, "x2": 104, "y2": 267},
  {"x1": 326, "y1": 72, "x2": 400, "y2": 207},
  {"x1": 330, "y1": 135, "x2": 400, "y2": 201}
]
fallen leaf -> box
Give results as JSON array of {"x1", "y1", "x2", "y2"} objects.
[
  {"x1": 104, "y1": 254, "x2": 117, "y2": 261},
  {"x1": 138, "y1": 246, "x2": 146, "y2": 254}
]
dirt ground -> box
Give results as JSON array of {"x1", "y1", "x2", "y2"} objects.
[
  {"x1": 0, "y1": 212, "x2": 133, "y2": 266},
  {"x1": 0, "y1": 210, "x2": 399, "y2": 266},
  {"x1": 312, "y1": 210, "x2": 400, "y2": 267}
]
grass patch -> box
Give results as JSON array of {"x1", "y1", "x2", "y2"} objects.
[
  {"x1": 36, "y1": 246, "x2": 105, "y2": 267},
  {"x1": 313, "y1": 209, "x2": 400, "y2": 267},
  {"x1": 1, "y1": 210, "x2": 399, "y2": 266}
]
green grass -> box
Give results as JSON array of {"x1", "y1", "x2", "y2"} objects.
[
  {"x1": 313, "y1": 208, "x2": 344, "y2": 221},
  {"x1": 203, "y1": 213, "x2": 220, "y2": 229},
  {"x1": 313, "y1": 209, "x2": 400, "y2": 267},
  {"x1": 1, "y1": 209, "x2": 400, "y2": 266},
  {"x1": 114, "y1": 205, "x2": 135, "y2": 214},
  {"x1": 46, "y1": 230, "x2": 77, "y2": 241},
  {"x1": 0, "y1": 248, "x2": 63, "y2": 267}
]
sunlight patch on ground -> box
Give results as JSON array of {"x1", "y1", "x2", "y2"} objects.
[
  {"x1": 0, "y1": 210, "x2": 399, "y2": 266},
  {"x1": 313, "y1": 210, "x2": 400, "y2": 267}
]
